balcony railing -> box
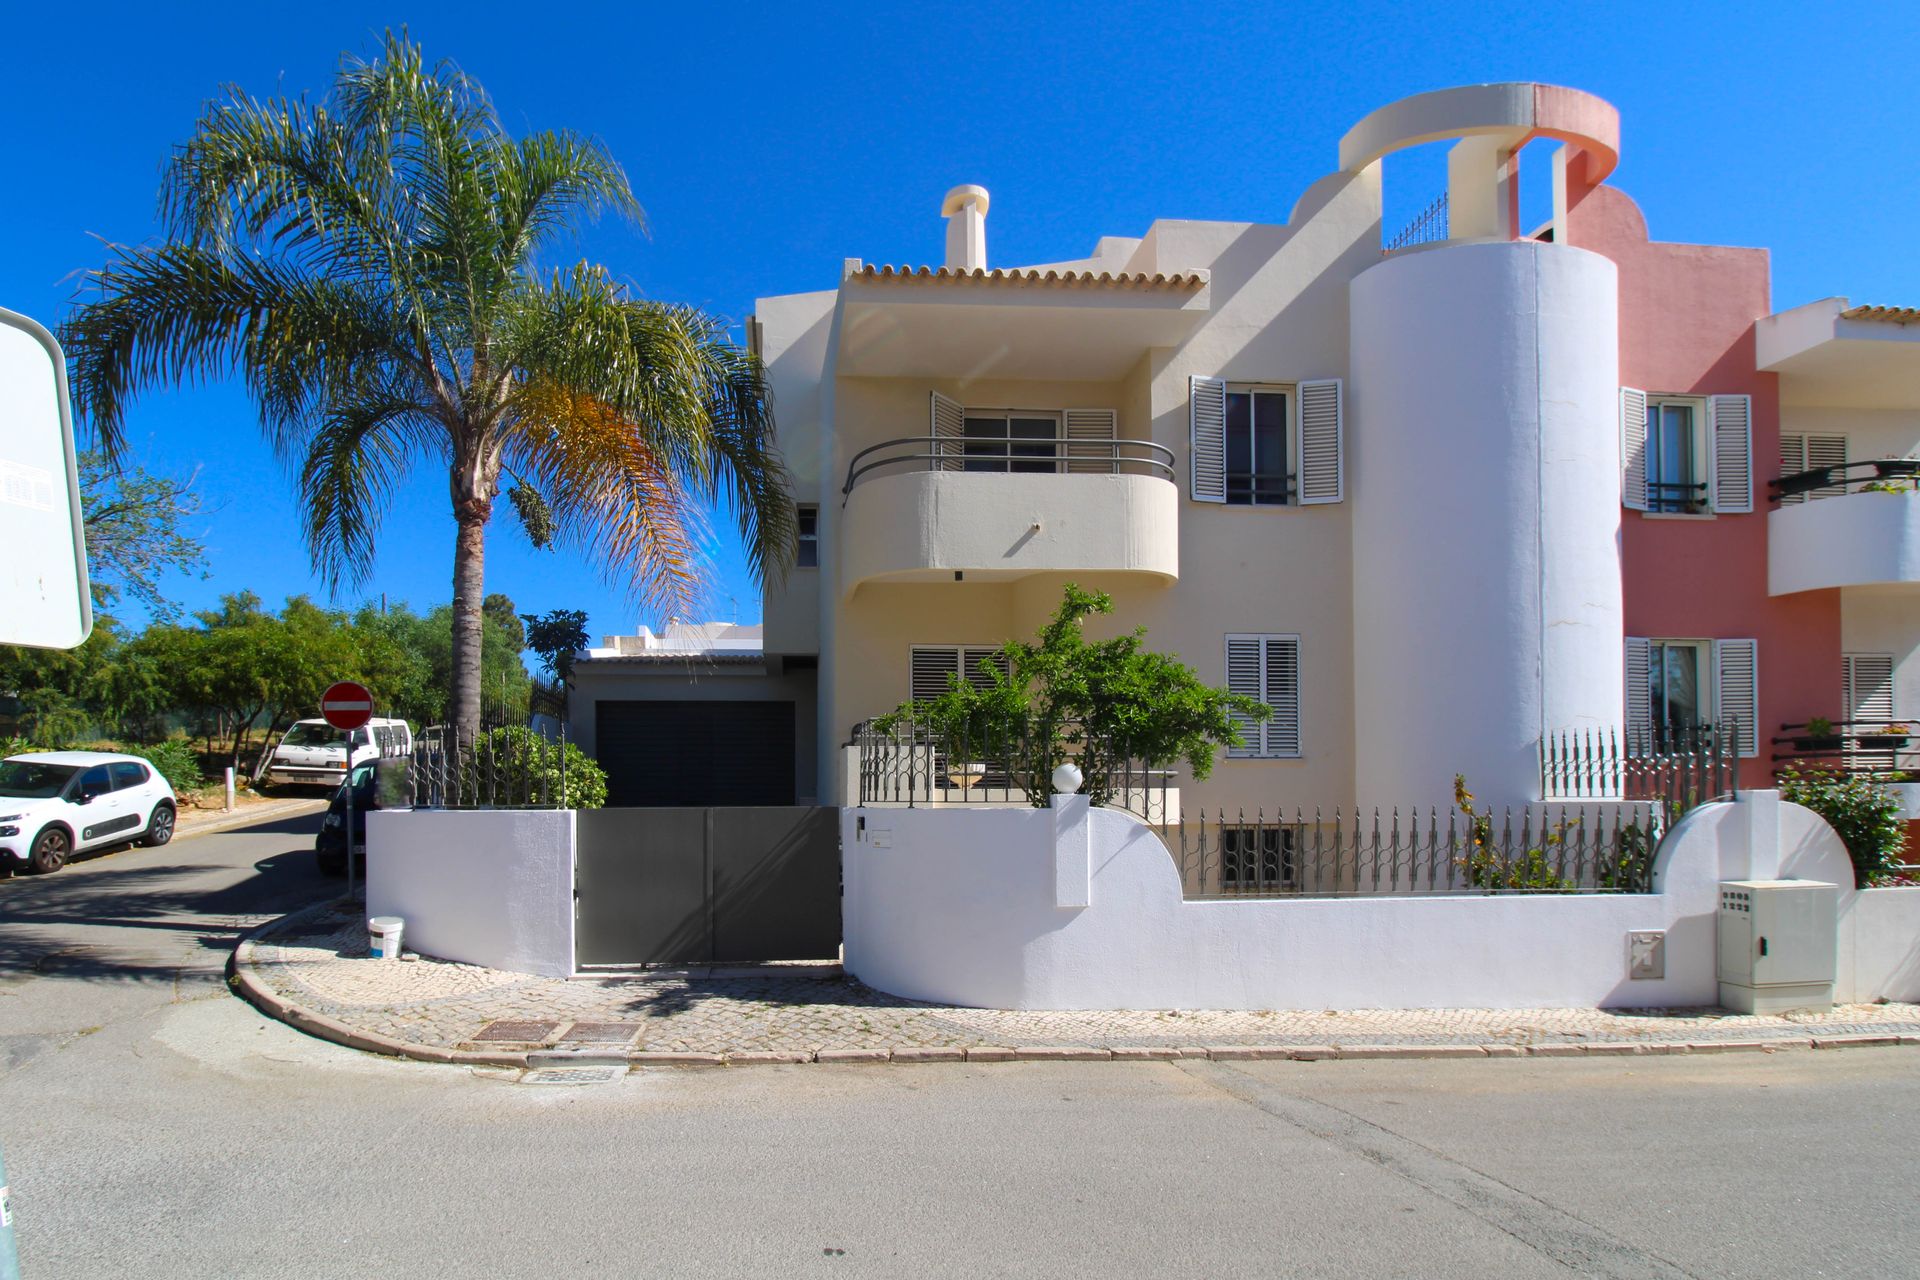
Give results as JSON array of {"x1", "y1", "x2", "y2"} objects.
[
  {"x1": 1771, "y1": 718, "x2": 1916, "y2": 779},
  {"x1": 1770, "y1": 458, "x2": 1920, "y2": 503},
  {"x1": 843, "y1": 435, "x2": 1176, "y2": 500}
]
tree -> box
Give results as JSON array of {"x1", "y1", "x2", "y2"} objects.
[
  {"x1": 882, "y1": 584, "x2": 1269, "y2": 808},
  {"x1": 522, "y1": 608, "x2": 589, "y2": 719},
  {"x1": 60, "y1": 30, "x2": 792, "y2": 749},
  {"x1": 76, "y1": 450, "x2": 209, "y2": 620}
]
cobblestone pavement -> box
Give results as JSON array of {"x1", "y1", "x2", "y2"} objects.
[{"x1": 239, "y1": 904, "x2": 1920, "y2": 1059}]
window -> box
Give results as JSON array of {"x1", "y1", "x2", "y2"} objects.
[
  {"x1": 1843, "y1": 653, "x2": 1895, "y2": 725},
  {"x1": 796, "y1": 505, "x2": 819, "y2": 568},
  {"x1": 1648, "y1": 640, "x2": 1709, "y2": 735},
  {"x1": 109, "y1": 761, "x2": 149, "y2": 790},
  {"x1": 1224, "y1": 634, "x2": 1301, "y2": 758},
  {"x1": 961, "y1": 412, "x2": 1060, "y2": 474},
  {"x1": 1225, "y1": 386, "x2": 1290, "y2": 505},
  {"x1": 1779, "y1": 434, "x2": 1848, "y2": 504},
  {"x1": 1626, "y1": 636, "x2": 1758, "y2": 758},
  {"x1": 75, "y1": 766, "x2": 113, "y2": 802},
  {"x1": 1220, "y1": 824, "x2": 1298, "y2": 891},
  {"x1": 1646, "y1": 399, "x2": 1706, "y2": 512},
  {"x1": 373, "y1": 725, "x2": 393, "y2": 753},
  {"x1": 910, "y1": 646, "x2": 1013, "y2": 704}
]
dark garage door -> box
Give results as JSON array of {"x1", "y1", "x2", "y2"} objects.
[{"x1": 595, "y1": 700, "x2": 796, "y2": 807}]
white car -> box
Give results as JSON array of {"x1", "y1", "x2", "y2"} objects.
[
  {"x1": 265, "y1": 717, "x2": 413, "y2": 790},
  {"x1": 0, "y1": 751, "x2": 178, "y2": 875}
]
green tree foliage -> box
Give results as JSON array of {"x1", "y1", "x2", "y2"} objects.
[
  {"x1": 355, "y1": 601, "x2": 531, "y2": 729},
  {"x1": 76, "y1": 450, "x2": 209, "y2": 620},
  {"x1": 882, "y1": 584, "x2": 1267, "y2": 808},
  {"x1": 61, "y1": 30, "x2": 792, "y2": 747},
  {"x1": 1778, "y1": 767, "x2": 1908, "y2": 885},
  {"x1": 522, "y1": 609, "x2": 589, "y2": 685}
]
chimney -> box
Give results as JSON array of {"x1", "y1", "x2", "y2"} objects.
[{"x1": 941, "y1": 184, "x2": 990, "y2": 271}]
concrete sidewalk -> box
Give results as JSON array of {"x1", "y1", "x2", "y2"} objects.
[{"x1": 233, "y1": 902, "x2": 1920, "y2": 1067}]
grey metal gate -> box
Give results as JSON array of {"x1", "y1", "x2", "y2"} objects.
[{"x1": 574, "y1": 807, "x2": 840, "y2": 967}]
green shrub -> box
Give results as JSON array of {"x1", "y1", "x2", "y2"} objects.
[
  {"x1": 1778, "y1": 767, "x2": 1907, "y2": 885},
  {"x1": 1, "y1": 735, "x2": 30, "y2": 760},
  {"x1": 1453, "y1": 775, "x2": 1575, "y2": 891},
  {"x1": 474, "y1": 726, "x2": 608, "y2": 810},
  {"x1": 137, "y1": 740, "x2": 205, "y2": 795}
]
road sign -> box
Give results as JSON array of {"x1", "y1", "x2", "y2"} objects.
[
  {"x1": 321, "y1": 681, "x2": 375, "y2": 731},
  {"x1": 0, "y1": 305, "x2": 92, "y2": 650}
]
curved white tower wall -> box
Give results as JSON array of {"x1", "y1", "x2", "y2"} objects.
[{"x1": 1349, "y1": 240, "x2": 1623, "y2": 809}]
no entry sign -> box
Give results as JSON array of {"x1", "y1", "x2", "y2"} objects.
[{"x1": 321, "y1": 681, "x2": 374, "y2": 732}]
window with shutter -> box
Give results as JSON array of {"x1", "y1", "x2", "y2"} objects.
[
  {"x1": 1625, "y1": 637, "x2": 1653, "y2": 744},
  {"x1": 1189, "y1": 376, "x2": 1227, "y2": 503},
  {"x1": 1298, "y1": 378, "x2": 1344, "y2": 504},
  {"x1": 910, "y1": 645, "x2": 1011, "y2": 704},
  {"x1": 1064, "y1": 408, "x2": 1118, "y2": 475},
  {"x1": 1780, "y1": 433, "x2": 1849, "y2": 504},
  {"x1": 1843, "y1": 652, "x2": 1896, "y2": 724},
  {"x1": 1713, "y1": 638, "x2": 1759, "y2": 758},
  {"x1": 1709, "y1": 395, "x2": 1753, "y2": 513},
  {"x1": 930, "y1": 391, "x2": 964, "y2": 473},
  {"x1": 1621, "y1": 388, "x2": 1649, "y2": 512},
  {"x1": 1225, "y1": 634, "x2": 1300, "y2": 758}
]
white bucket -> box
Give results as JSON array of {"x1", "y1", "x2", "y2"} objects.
[{"x1": 368, "y1": 915, "x2": 405, "y2": 960}]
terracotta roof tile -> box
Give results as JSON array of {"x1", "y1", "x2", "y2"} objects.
[
  {"x1": 852, "y1": 264, "x2": 1206, "y2": 290},
  {"x1": 1841, "y1": 304, "x2": 1920, "y2": 325}
]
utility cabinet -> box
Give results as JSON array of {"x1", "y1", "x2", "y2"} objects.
[{"x1": 1717, "y1": 880, "x2": 1838, "y2": 1014}]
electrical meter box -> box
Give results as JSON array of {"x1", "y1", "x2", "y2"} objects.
[{"x1": 1718, "y1": 880, "x2": 1838, "y2": 1014}]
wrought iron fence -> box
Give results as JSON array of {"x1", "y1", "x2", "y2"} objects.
[
  {"x1": 1382, "y1": 192, "x2": 1449, "y2": 254},
  {"x1": 1540, "y1": 721, "x2": 1735, "y2": 823},
  {"x1": 1176, "y1": 801, "x2": 1660, "y2": 898},
  {"x1": 851, "y1": 716, "x2": 1174, "y2": 824},
  {"x1": 408, "y1": 724, "x2": 572, "y2": 809}
]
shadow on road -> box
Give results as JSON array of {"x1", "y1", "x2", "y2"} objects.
[{"x1": 0, "y1": 812, "x2": 335, "y2": 986}]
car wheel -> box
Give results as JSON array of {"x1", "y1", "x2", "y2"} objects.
[
  {"x1": 139, "y1": 801, "x2": 176, "y2": 847},
  {"x1": 28, "y1": 827, "x2": 71, "y2": 875}
]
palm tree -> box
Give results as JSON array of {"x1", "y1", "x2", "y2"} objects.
[{"x1": 60, "y1": 32, "x2": 791, "y2": 746}]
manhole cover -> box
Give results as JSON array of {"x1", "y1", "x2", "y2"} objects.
[
  {"x1": 522, "y1": 1066, "x2": 622, "y2": 1086},
  {"x1": 474, "y1": 1020, "x2": 561, "y2": 1042},
  {"x1": 561, "y1": 1022, "x2": 640, "y2": 1044}
]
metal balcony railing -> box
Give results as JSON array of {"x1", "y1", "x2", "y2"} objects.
[
  {"x1": 1771, "y1": 718, "x2": 1916, "y2": 779},
  {"x1": 842, "y1": 435, "x2": 1176, "y2": 500},
  {"x1": 1770, "y1": 459, "x2": 1920, "y2": 503}
]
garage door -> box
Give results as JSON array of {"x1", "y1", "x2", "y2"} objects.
[{"x1": 594, "y1": 700, "x2": 796, "y2": 807}]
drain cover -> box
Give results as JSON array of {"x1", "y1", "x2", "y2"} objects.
[
  {"x1": 475, "y1": 1020, "x2": 562, "y2": 1042},
  {"x1": 521, "y1": 1066, "x2": 623, "y2": 1086}
]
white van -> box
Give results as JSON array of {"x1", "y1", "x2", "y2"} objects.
[{"x1": 266, "y1": 717, "x2": 413, "y2": 790}]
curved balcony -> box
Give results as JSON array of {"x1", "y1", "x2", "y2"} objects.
[
  {"x1": 839, "y1": 436, "x2": 1179, "y2": 597},
  {"x1": 1769, "y1": 470, "x2": 1920, "y2": 595}
]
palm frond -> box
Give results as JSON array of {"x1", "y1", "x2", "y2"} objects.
[{"x1": 297, "y1": 386, "x2": 442, "y2": 590}]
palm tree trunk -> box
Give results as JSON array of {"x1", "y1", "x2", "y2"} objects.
[{"x1": 449, "y1": 502, "x2": 488, "y2": 747}]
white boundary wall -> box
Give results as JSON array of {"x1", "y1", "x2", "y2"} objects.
[
  {"x1": 366, "y1": 808, "x2": 576, "y2": 979},
  {"x1": 846, "y1": 793, "x2": 1919, "y2": 1010}
]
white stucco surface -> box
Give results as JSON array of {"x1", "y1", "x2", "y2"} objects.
[
  {"x1": 1769, "y1": 490, "x2": 1920, "y2": 595},
  {"x1": 1348, "y1": 240, "x2": 1623, "y2": 809},
  {"x1": 367, "y1": 808, "x2": 576, "y2": 979},
  {"x1": 844, "y1": 793, "x2": 1881, "y2": 1012},
  {"x1": 1845, "y1": 888, "x2": 1920, "y2": 1002}
]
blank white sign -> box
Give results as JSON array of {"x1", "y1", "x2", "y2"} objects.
[{"x1": 0, "y1": 306, "x2": 91, "y2": 649}]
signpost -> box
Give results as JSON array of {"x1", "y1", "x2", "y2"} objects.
[
  {"x1": 0, "y1": 306, "x2": 91, "y2": 650},
  {"x1": 322, "y1": 681, "x2": 374, "y2": 900}
]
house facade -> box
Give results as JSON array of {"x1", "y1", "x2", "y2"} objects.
[{"x1": 625, "y1": 81, "x2": 1915, "y2": 818}]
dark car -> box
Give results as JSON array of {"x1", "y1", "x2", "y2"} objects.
[{"x1": 315, "y1": 760, "x2": 378, "y2": 877}]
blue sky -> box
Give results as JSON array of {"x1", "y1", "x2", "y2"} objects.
[{"x1": 5, "y1": 1, "x2": 1918, "y2": 640}]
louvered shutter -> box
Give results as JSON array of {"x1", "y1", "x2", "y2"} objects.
[
  {"x1": 1713, "y1": 638, "x2": 1759, "y2": 758},
  {"x1": 1709, "y1": 395, "x2": 1753, "y2": 513},
  {"x1": 1778, "y1": 434, "x2": 1808, "y2": 505},
  {"x1": 1620, "y1": 388, "x2": 1650, "y2": 511},
  {"x1": 1807, "y1": 435, "x2": 1848, "y2": 499},
  {"x1": 910, "y1": 646, "x2": 961, "y2": 703},
  {"x1": 1225, "y1": 635, "x2": 1264, "y2": 757},
  {"x1": 1190, "y1": 376, "x2": 1227, "y2": 503},
  {"x1": 1298, "y1": 378, "x2": 1344, "y2": 505},
  {"x1": 1625, "y1": 637, "x2": 1653, "y2": 750},
  {"x1": 1064, "y1": 408, "x2": 1117, "y2": 475},
  {"x1": 930, "y1": 391, "x2": 964, "y2": 473},
  {"x1": 1843, "y1": 653, "x2": 1896, "y2": 724},
  {"x1": 962, "y1": 646, "x2": 1011, "y2": 690},
  {"x1": 1263, "y1": 637, "x2": 1301, "y2": 756}
]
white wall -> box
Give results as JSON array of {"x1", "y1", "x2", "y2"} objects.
[
  {"x1": 845, "y1": 793, "x2": 1871, "y2": 1011},
  {"x1": 1845, "y1": 888, "x2": 1920, "y2": 1002},
  {"x1": 366, "y1": 809, "x2": 576, "y2": 979},
  {"x1": 1349, "y1": 240, "x2": 1623, "y2": 810}
]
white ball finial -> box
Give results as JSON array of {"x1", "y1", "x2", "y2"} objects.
[{"x1": 1051, "y1": 762, "x2": 1084, "y2": 795}]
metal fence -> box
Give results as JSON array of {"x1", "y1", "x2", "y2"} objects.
[
  {"x1": 1176, "y1": 801, "x2": 1660, "y2": 898},
  {"x1": 851, "y1": 717, "x2": 1174, "y2": 824},
  {"x1": 1540, "y1": 721, "x2": 1736, "y2": 822},
  {"x1": 1383, "y1": 192, "x2": 1449, "y2": 253},
  {"x1": 408, "y1": 724, "x2": 572, "y2": 809}
]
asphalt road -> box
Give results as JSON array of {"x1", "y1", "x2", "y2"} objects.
[{"x1": 3, "y1": 814, "x2": 1918, "y2": 1278}]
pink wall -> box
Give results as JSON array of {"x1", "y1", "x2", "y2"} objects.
[{"x1": 1565, "y1": 183, "x2": 1841, "y2": 787}]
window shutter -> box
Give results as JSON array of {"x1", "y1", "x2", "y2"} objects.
[
  {"x1": 1064, "y1": 408, "x2": 1117, "y2": 475},
  {"x1": 1297, "y1": 378, "x2": 1344, "y2": 505},
  {"x1": 1263, "y1": 636, "x2": 1301, "y2": 756},
  {"x1": 930, "y1": 392, "x2": 964, "y2": 473},
  {"x1": 961, "y1": 646, "x2": 1011, "y2": 690},
  {"x1": 1625, "y1": 637, "x2": 1653, "y2": 746},
  {"x1": 1713, "y1": 638, "x2": 1759, "y2": 758},
  {"x1": 910, "y1": 647, "x2": 961, "y2": 703},
  {"x1": 1225, "y1": 635, "x2": 1264, "y2": 757},
  {"x1": 1190, "y1": 376, "x2": 1227, "y2": 503},
  {"x1": 1620, "y1": 388, "x2": 1650, "y2": 512},
  {"x1": 1843, "y1": 652, "x2": 1895, "y2": 724},
  {"x1": 1807, "y1": 435, "x2": 1848, "y2": 499},
  {"x1": 1709, "y1": 395, "x2": 1753, "y2": 513},
  {"x1": 1778, "y1": 434, "x2": 1808, "y2": 505}
]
